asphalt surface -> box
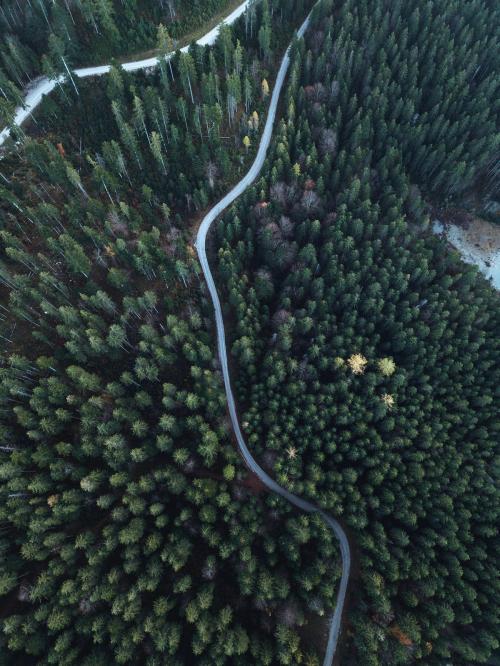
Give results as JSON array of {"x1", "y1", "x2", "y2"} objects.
[{"x1": 195, "y1": 8, "x2": 351, "y2": 665}]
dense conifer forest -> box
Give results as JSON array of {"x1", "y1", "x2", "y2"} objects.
[
  {"x1": 215, "y1": 0, "x2": 500, "y2": 663},
  {"x1": 1, "y1": 2, "x2": 338, "y2": 664},
  {"x1": 0, "y1": 0, "x2": 499, "y2": 664}
]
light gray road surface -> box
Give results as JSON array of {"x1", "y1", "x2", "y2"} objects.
[{"x1": 196, "y1": 9, "x2": 351, "y2": 665}]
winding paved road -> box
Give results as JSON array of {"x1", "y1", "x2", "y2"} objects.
[
  {"x1": 1, "y1": 1, "x2": 351, "y2": 661},
  {"x1": 0, "y1": 1, "x2": 252, "y2": 148},
  {"x1": 195, "y1": 8, "x2": 351, "y2": 665}
]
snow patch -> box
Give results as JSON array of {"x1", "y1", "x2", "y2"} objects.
[
  {"x1": 433, "y1": 218, "x2": 500, "y2": 291},
  {"x1": 432, "y1": 219, "x2": 444, "y2": 235}
]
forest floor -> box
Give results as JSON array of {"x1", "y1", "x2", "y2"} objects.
[
  {"x1": 113, "y1": 0, "x2": 245, "y2": 65},
  {"x1": 432, "y1": 208, "x2": 500, "y2": 291}
]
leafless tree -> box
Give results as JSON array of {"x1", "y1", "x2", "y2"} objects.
[{"x1": 205, "y1": 161, "x2": 218, "y2": 189}]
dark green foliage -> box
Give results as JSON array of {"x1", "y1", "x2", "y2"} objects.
[
  {"x1": 216, "y1": 0, "x2": 500, "y2": 664},
  {"x1": 0, "y1": 3, "x2": 339, "y2": 663},
  {"x1": 25, "y1": 0, "x2": 311, "y2": 224},
  {"x1": 1, "y1": 0, "x2": 499, "y2": 663},
  {"x1": 0, "y1": 141, "x2": 335, "y2": 664},
  {"x1": 0, "y1": 0, "x2": 235, "y2": 81}
]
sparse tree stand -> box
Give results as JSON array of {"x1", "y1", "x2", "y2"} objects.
[{"x1": 0, "y1": 0, "x2": 269, "y2": 94}]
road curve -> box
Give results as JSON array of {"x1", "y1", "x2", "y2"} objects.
[
  {"x1": 1, "y1": 0, "x2": 351, "y2": 659},
  {"x1": 195, "y1": 8, "x2": 351, "y2": 665},
  {"x1": 0, "y1": 0, "x2": 253, "y2": 148}
]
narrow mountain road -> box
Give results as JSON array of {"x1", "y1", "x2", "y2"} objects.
[
  {"x1": 1, "y1": 0, "x2": 352, "y2": 661},
  {"x1": 195, "y1": 8, "x2": 351, "y2": 665},
  {"x1": 0, "y1": 1, "x2": 252, "y2": 148}
]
